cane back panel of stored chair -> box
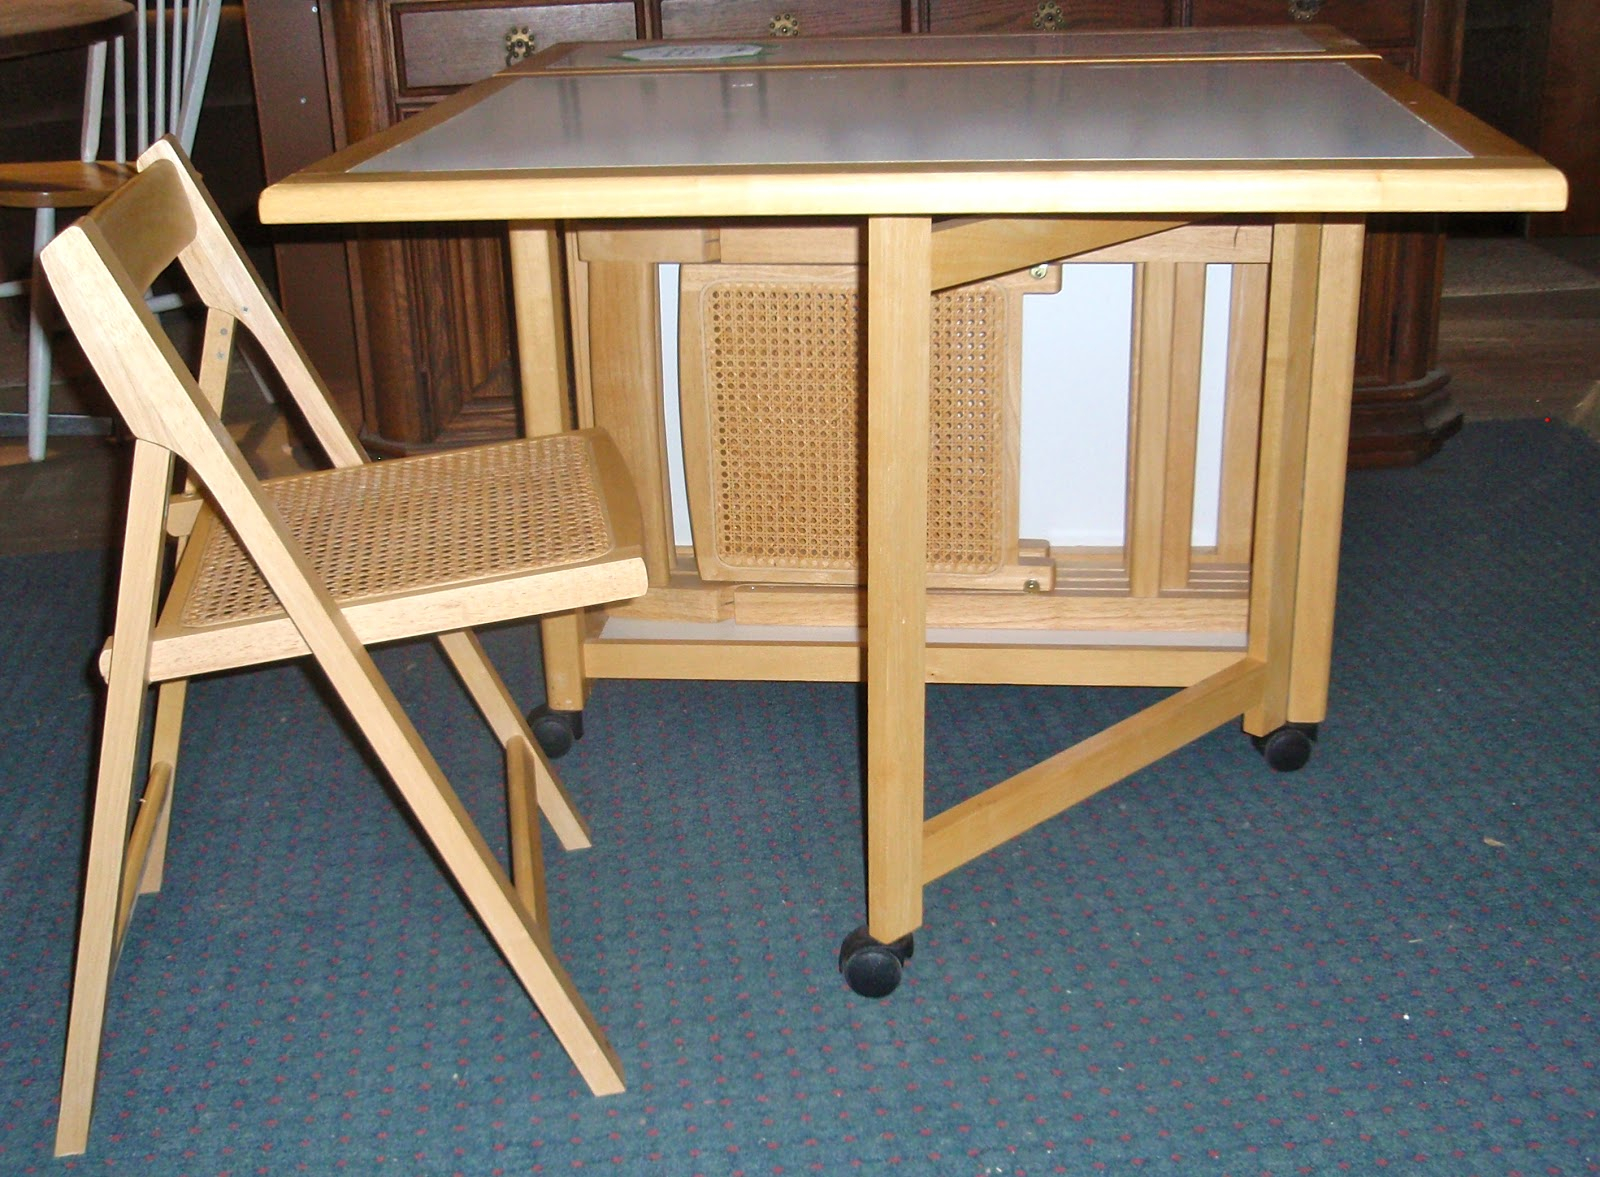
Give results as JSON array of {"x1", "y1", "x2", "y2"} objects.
[{"x1": 677, "y1": 263, "x2": 1053, "y2": 590}]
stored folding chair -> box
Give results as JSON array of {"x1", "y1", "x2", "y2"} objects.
[
  {"x1": 1, "y1": 0, "x2": 221, "y2": 460},
  {"x1": 41, "y1": 138, "x2": 646, "y2": 1156}
]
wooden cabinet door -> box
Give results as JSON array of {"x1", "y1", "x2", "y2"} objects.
[
  {"x1": 1188, "y1": 0, "x2": 1415, "y2": 47},
  {"x1": 924, "y1": 0, "x2": 1169, "y2": 33},
  {"x1": 659, "y1": 0, "x2": 909, "y2": 39},
  {"x1": 325, "y1": 0, "x2": 649, "y2": 450},
  {"x1": 392, "y1": 1, "x2": 641, "y2": 94},
  {"x1": 1192, "y1": 0, "x2": 1469, "y2": 464}
]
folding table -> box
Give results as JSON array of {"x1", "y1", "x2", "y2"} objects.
[{"x1": 259, "y1": 27, "x2": 1564, "y2": 995}]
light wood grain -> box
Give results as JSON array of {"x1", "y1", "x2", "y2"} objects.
[
  {"x1": 1287, "y1": 219, "x2": 1366, "y2": 723},
  {"x1": 508, "y1": 223, "x2": 593, "y2": 715},
  {"x1": 727, "y1": 583, "x2": 1246, "y2": 631},
  {"x1": 262, "y1": 161, "x2": 1566, "y2": 226},
  {"x1": 1158, "y1": 263, "x2": 1209, "y2": 591},
  {"x1": 922, "y1": 656, "x2": 1267, "y2": 882},
  {"x1": 54, "y1": 440, "x2": 172, "y2": 1157},
  {"x1": 1215, "y1": 263, "x2": 1268, "y2": 564},
  {"x1": 1242, "y1": 219, "x2": 1322, "y2": 737},
  {"x1": 930, "y1": 216, "x2": 1188, "y2": 289},
  {"x1": 588, "y1": 260, "x2": 674, "y2": 584},
  {"x1": 863, "y1": 216, "x2": 932, "y2": 943},
  {"x1": 579, "y1": 626, "x2": 1244, "y2": 686},
  {"x1": 1127, "y1": 261, "x2": 1177, "y2": 600}
]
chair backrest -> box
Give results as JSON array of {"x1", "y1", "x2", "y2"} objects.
[
  {"x1": 88, "y1": 0, "x2": 221, "y2": 163},
  {"x1": 42, "y1": 136, "x2": 389, "y2": 674}
]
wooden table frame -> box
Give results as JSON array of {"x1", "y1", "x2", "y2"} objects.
[{"x1": 260, "y1": 28, "x2": 1564, "y2": 986}]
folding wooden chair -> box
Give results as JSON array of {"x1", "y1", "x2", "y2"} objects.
[{"x1": 40, "y1": 138, "x2": 646, "y2": 1156}]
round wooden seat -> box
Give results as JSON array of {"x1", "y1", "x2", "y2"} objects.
[{"x1": 0, "y1": 0, "x2": 134, "y2": 61}]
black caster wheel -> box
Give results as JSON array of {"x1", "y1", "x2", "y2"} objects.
[
  {"x1": 1253, "y1": 722, "x2": 1318, "y2": 772},
  {"x1": 839, "y1": 925, "x2": 914, "y2": 998},
  {"x1": 528, "y1": 705, "x2": 584, "y2": 759}
]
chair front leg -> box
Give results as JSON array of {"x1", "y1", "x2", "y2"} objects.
[{"x1": 56, "y1": 446, "x2": 175, "y2": 1156}]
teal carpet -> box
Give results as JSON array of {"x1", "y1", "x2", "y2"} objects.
[{"x1": 2, "y1": 420, "x2": 1596, "y2": 1174}]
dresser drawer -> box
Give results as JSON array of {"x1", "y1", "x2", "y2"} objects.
[
  {"x1": 391, "y1": 1, "x2": 642, "y2": 94},
  {"x1": 661, "y1": 0, "x2": 907, "y2": 40},
  {"x1": 1188, "y1": 0, "x2": 1417, "y2": 48},
  {"x1": 927, "y1": 0, "x2": 1169, "y2": 33}
]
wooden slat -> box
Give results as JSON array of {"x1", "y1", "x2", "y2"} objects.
[
  {"x1": 1158, "y1": 262, "x2": 1210, "y2": 592},
  {"x1": 113, "y1": 762, "x2": 171, "y2": 958},
  {"x1": 930, "y1": 216, "x2": 1189, "y2": 290},
  {"x1": 582, "y1": 629, "x2": 1243, "y2": 687},
  {"x1": 133, "y1": 681, "x2": 186, "y2": 896},
  {"x1": 729, "y1": 583, "x2": 1246, "y2": 631},
  {"x1": 575, "y1": 225, "x2": 719, "y2": 263},
  {"x1": 1069, "y1": 222, "x2": 1272, "y2": 264},
  {"x1": 1126, "y1": 262, "x2": 1175, "y2": 599},
  {"x1": 440, "y1": 628, "x2": 592, "y2": 852},
  {"x1": 509, "y1": 223, "x2": 592, "y2": 715},
  {"x1": 144, "y1": 552, "x2": 647, "y2": 682},
  {"x1": 506, "y1": 736, "x2": 546, "y2": 925},
  {"x1": 261, "y1": 161, "x2": 1567, "y2": 227},
  {"x1": 507, "y1": 222, "x2": 571, "y2": 435},
  {"x1": 1215, "y1": 263, "x2": 1268, "y2": 564},
  {"x1": 588, "y1": 260, "x2": 673, "y2": 585},
  {"x1": 922, "y1": 657, "x2": 1267, "y2": 883},
  {"x1": 55, "y1": 441, "x2": 172, "y2": 1157}
]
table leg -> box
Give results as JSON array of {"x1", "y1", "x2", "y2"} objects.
[
  {"x1": 1288, "y1": 219, "x2": 1366, "y2": 725},
  {"x1": 585, "y1": 259, "x2": 675, "y2": 585},
  {"x1": 1242, "y1": 217, "x2": 1365, "y2": 765},
  {"x1": 508, "y1": 222, "x2": 587, "y2": 726},
  {"x1": 1244, "y1": 218, "x2": 1323, "y2": 742},
  {"x1": 860, "y1": 216, "x2": 933, "y2": 957}
]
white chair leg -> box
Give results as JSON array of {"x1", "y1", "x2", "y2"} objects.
[{"x1": 26, "y1": 208, "x2": 58, "y2": 462}]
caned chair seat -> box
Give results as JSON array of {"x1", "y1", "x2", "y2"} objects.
[
  {"x1": 41, "y1": 139, "x2": 647, "y2": 1157},
  {"x1": 146, "y1": 434, "x2": 643, "y2": 680}
]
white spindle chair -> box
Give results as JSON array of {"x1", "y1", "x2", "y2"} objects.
[{"x1": 0, "y1": 0, "x2": 220, "y2": 460}]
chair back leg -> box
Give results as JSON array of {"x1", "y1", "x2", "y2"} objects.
[
  {"x1": 295, "y1": 618, "x2": 628, "y2": 1097},
  {"x1": 437, "y1": 629, "x2": 594, "y2": 851},
  {"x1": 135, "y1": 680, "x2": 190, "y2": 895}
]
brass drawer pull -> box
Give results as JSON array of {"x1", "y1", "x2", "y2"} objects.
[
  {"x1": 1287, "y1": 0, "x2": 1325, "y2": 20},
  {"x1": 769, "y1": 12, "x2": 800, "y2": 36},
  {"x1": 505, "y1": 26, "x2": 536, "y2": 66},
  {"x1": 1032, "y1": 0, "x2": 1066, "y2": 30}
]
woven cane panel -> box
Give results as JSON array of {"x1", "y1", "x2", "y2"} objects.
[
  {"x1": 181, "y1": 436, "x2": 613, "y2": 627},
  {"x1": 695, "y1": 278, "x2": 1010, "y2": 578}
]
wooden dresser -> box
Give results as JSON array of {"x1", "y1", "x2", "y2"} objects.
[{"x1": 247, "y1": 0, "x2": 1467, "y2": 463}]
